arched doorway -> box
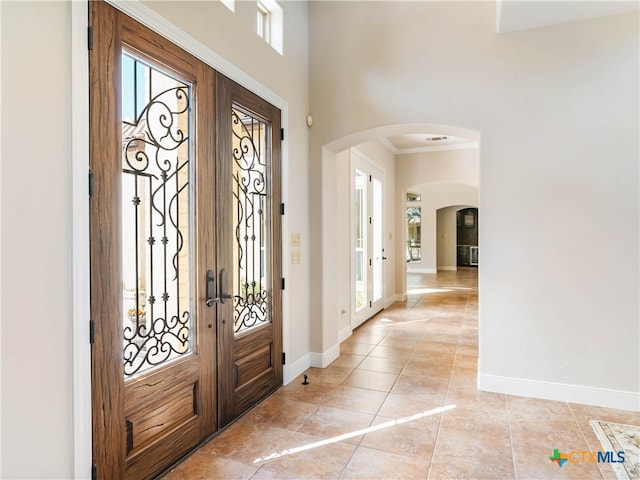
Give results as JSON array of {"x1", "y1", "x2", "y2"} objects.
[{"x1": 311, "y1": 123, "x2": 480, "y2": 365}]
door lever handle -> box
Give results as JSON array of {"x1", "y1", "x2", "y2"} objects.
[
  {"x1": 219, "y1": 268, "x2": 233, "y2": 304},
  {"x1": 206, "y1": 270, "x2": 220, "y2": 307}
]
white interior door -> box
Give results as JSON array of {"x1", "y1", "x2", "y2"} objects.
[{"x1": 351, "y1": 152, "x2": 384, "y2": 329}]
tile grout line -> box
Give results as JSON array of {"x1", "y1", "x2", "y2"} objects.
[
  {"x1": 426, "y1": 290, "x2": 467, "y2": 480},
  {"x1": 568, "y1": 402, "x2": 607, "y2": 480},
  {"x1": 337, "y1": 318, "x2": 398, "y2": 480},
  {"x1": 505, "y1": 394, "x2": 520, "y2": 480}
]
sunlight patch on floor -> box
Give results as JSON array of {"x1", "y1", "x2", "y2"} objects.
[
  {"x1": 252, "y1": 404, "x2": 457, "y2": 464},
  {"x1": 407, "y1": 287, "x2": 452, "y2": 294}
]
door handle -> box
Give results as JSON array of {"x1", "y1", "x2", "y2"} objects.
[
  {"x1": 205, "y1": 270, "x2": 219, "y2": 307},
  {"x1": 219, "y1": 268, "x2": 233, "y2": 304}
]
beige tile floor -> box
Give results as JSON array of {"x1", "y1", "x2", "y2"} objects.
[{"x1": 163, "y1": 268, "x2": 639, "y2": 479}]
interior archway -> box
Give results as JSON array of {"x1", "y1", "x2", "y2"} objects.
[{"x1": 314, "y1": 123, "x2": 481, "y2": 364}]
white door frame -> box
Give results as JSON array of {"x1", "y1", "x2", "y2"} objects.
[{"x1": 350, "y1": 149, "x2": 385, "y2": 329}]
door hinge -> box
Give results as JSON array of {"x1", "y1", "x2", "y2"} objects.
[
  {"x1": 280, "y1": 128, "x2": 284, "y2": 141},
  {"x1": 126, "y1": 420, "x2": 134, "y2": 454},
  {"x1": 280, "y1": 203, "x2": 285, "y2": 215},
  {"x1": 281, "y1": 278, "x2": 285, "y2": 290},
  {"x1": 88, "y1": 171, "x2": 94, "y2": 197},
  {"x1": 89, "y1": 319, "x2": 95, "y2": 345},
  {"x1": 88, "y1": 26, "x2": 93, "y2": 51},
  {"x1": 282, "y1": 352, "x2": 286, "y2": 365},
  {"x1": 369, "y1": 175, "x2": 372, "y2": 182},
  {"x1": 91, "y1": 464, "x2": 97, "y2": 480},
  {"x1": 369, "y1": 259, "x2": 372, "y2": 266},
  {"x1": 369, "y1": 216, "x2": 372, "y2": 224},
  {"x1": 369, "y1": 301, "x2": 372, "y2": 308}
]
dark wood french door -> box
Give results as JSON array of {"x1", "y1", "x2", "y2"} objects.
[
  {"x1": 89, "y1": 3, "x2": 282, "y2": 478},
  {"x1": 215, "y1": 75, "x2": 283, "y2": 426}
]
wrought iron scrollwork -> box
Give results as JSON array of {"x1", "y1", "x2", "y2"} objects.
[
  {"x1": 231, "y1": 108, "x2": 270, "y2": 334},
  {"x1": 123, "y1": 312, "x2": 191, "y2": 375},
  {"x1": 122, "y1": 55, "x2": 192, "y2": 377}
]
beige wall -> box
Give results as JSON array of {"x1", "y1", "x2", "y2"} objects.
[
  {"x1": 2, "y1": 2, "x2": 74, "y2": 477},
  {"x1": 396, "y1": 148, "x2": 479, "y2": 190},
  {"x1": 309, "y1": 2, "x2": 639, "y2": 406}
]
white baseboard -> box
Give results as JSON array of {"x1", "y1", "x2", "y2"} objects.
[
  {"x1": 310, "y1": 343, "x2": 341, "y2": 368},
  {"x1": 478, "y1": 373, "x2": 640, "y2": 412},
  {"x1": 437, "y1": 266, "x2": 457, "y2": 271},
  {"x1": 339, "y1": 325, "x2": 352, "y2": 343},
  {"x1": 407, "y1": 267, "x2": 437, "y2": 274},
  {"x1": 385, "y1": 294, "x2": 404, "y2": 307},
  {"x1": 283, "y1": 353, "x2": 311, "y2": 385}
]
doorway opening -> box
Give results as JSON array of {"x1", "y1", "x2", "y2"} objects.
[
  {"x1": 456, "y1": 208, "x2": 479, "y2": 267},
  {"x1": 89, "y1": 4, "x2": 283, "y2": 477},
  {"x1": 319, "y1": 124, "x2": 480, "y2": 355}
]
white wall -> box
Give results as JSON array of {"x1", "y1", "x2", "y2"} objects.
[
  {"x1": 1, "y1": 0, "x2": 311, "y2": 477},
  {"x1": 309, "y1": 2, "x2": 639, "y2": 409}
]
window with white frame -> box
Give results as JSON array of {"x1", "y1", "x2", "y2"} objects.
[
  {"x1": 257, "y1": 1, "x2": 270, "y2": 41},
  {"x1": 256, "y1": 0, "x2": 283, "y2": 55}
]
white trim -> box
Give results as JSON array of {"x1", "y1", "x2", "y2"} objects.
[
  {"x1": 394, "y1": 141, "x2": 479, "y2": 155},
  {"x1": 283, "y1": 353, "x2": 311, "y2": 385},
  {"x1": 384, "y1": 295, "x2": 403, "y2": 308},
  {"x1": 350, "y1": 149, "x2": 386, "y2": 329},
  {"x1": 376, "y1": 136, "x2": 479, "y2": 156},
  {"x1": 310, "y1": 343, "x2": 341, "y2": 368},
  {"x1": 74, "y1": 2, "x2": 292, "y2": 475},
  {"x1": 71, "y1": 2, "x2": 92, "y2": 479},
  {"x1": 377, "y1": 137, "x2": 399, "y2": 155},
  {"x1": 407, "y1": 267, "x2": 437, "y2": 274},
  {"x1": 220, "y1": 0, "x2": 235, "y2": 13},
  {"x1": 0, "y1": 3, "x2": 3, "y2": 475},
  {"x1": 478, "y1": 373, "x2": 640, "y2": 412},
  {"x1": 437, "y1": 266, "x2": 457, "y2": 271},
  {"x1": 339, "y1": 325, "x2": 353, "y2": 343}
]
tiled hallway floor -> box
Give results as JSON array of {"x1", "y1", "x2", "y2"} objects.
[{"x1": 163, "y1": 269, "x2": 638, "y2": 479}]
